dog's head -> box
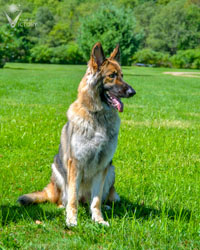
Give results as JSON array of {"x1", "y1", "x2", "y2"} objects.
[{"x1": 88, "y1": 42, "x2": 136, "y2": 112}]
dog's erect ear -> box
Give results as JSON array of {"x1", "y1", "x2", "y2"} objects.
[
  {"x1": 109, "y1": 44, "x2": 120, "y2": 63},
  {"x1": 91, "y1": 42, "x2": 105, "y2": 69}
]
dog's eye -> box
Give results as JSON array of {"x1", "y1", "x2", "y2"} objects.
[{"x1": 109, "y1": 73, "x2": 116, "y2": 78}]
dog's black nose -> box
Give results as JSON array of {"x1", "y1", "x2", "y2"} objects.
[{"x1": 126, "y1": 87, "x2": 136, "y2": 97}]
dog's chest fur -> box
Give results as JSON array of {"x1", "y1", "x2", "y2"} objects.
[{"x1": 68, "y1": 104, "x2": 120, "y2": 179}]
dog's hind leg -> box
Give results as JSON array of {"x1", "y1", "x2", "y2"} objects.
[
  {"x1": 102, "y1": 164, "x2": 120, "y2": 203},
  {"x1": 107, "y1": 185, "x2": 120, "y2": 202},
  {"x1": 17, "y1": 179, "x2": 60, "y2": 206},
  {"x1": 18, "y1": 163, "x2": 64, "y2": 206}
]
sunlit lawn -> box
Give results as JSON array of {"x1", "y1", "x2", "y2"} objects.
[{"x1": 0, "y1": 63, "x2": 199, "y2": 249}]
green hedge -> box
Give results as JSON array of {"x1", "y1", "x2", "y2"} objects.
[
  {"x1": 170, "y1": 49, "x2": 200, "y2": 69},
  {"x1": 30, "y1": 43, "x2": 85, "y2": 64},
  {"x1": 132, "y1": 48, "x2": 200, "y2": 69},
  {"x1": 132, "y1": 49, "x2": 171, "y2": 67}
]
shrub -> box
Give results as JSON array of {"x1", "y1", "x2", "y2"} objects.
[
  {"x1": 50, "y1": 43, "x2": 85, "y2": 64},
  {"x1": 132, "y1": 48, "x2": 200, "y2": 69},
  {"x1": 170, "y1": 49, "x2": 200, "y2": 69},
  {"x1": 77, "y1": 4, "x2": 141, "y2": 65},
  {"x1": 0, "y1": 25, "x2": 33, "y2": 63},
  {"x1": 132, "y1": 49, "x2": 170, "y2": 67},
  {"x1": 0, "y1": 26, "x2": 19, "y2": 65},
  {"x1": 30, "y1": 43, "x2": 84, "y2": 64},
  {"x1": 192, "y1": 59, "x2": 200, "y2": 69},
  {"x1": 30, "y1": 45, "x2": 52, "y2": 63}
]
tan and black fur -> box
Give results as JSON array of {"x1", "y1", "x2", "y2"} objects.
[{"x1": 18, "y1": 43, "x2": 136, "y2": 226}]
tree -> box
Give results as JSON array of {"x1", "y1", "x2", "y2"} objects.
[
  {"x1": 134, "y1": 1, "x2": 157, "y2": 48},
  {"x1": 48, "y1": 23, "x2": 73, "y2": 47},
  {"x1": 77, "y1": 4, "x2": 141, "y2": 65},
  {"x1": 183, "y1": 1, "x2": 200, "y2": 50},
  {"x1": 34, "y1": 6, "x2": 55, "y2": 42},
  {"x1": 0, "y1": 24, "x2": 33, "y2": 64},
  {"x1": 147, "y1": 0, "x2": 200, "y2": 54}
]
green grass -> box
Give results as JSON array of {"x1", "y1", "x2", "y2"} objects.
[{"x1": 0, "y1": 63, "x2": 200, "y2": 249}]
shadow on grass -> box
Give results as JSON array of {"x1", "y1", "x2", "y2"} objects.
[
  {"x1": 4, "y1": 66, "x2": 42, "y2": 71},
  {"x1": 1, "y1": 197, "x2": 192, "y2": 226},
  {"x1": 103, "y1": 196, "x2": 192, "y2": 222},
  {"x1": 0, "y1": 204, "x2": 63, "y2": 226}
]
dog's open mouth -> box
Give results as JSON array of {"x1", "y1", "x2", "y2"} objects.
[{"x1": 105, "y1": 92, "x2": 124, "y2": 112}]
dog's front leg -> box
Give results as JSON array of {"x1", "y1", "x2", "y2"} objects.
[
  {"x1": 90, "y1": 167, "x2": 109, "y2": 226},
  {"x1": 66, "y1": 158, "x2": 82, "y2": 227}
]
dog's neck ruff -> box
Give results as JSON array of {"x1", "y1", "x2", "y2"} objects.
[
  {"x1": 76, "y1": 67, "x2": 104, "y2": 112},
  {"x1": 86, "y1": 67, "x2": 101, "y2": 87}
]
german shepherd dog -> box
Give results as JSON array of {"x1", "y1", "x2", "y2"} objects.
[{"x1": 18, "y1": 43, "x2": 136, "y2": 227}]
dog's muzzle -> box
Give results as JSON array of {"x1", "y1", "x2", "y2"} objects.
[{"x1": 126, "y1": 86, "x2": 136, "y2": 98}]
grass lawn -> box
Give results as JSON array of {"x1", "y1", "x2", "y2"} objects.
[{"x1": 0, "y1": 63, "x2": 200, "y2": 249}]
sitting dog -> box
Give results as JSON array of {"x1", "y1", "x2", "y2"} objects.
[{"x1": 18, "y1": 42, "x2": 136, "y2": 226}]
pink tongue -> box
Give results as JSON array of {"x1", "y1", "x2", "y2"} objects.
[{"x1": 112, "y1": 97, "x2": 123, "y2": 112}]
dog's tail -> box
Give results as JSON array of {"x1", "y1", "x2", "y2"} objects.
[{"x1": 17, "y1": 181, "x2": 60, "y2": 206}]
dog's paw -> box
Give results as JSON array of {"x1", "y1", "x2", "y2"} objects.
[
  {"x1": 92, "y1": 214, "x2": 110, "y2": 226},
  {"x1": 57, "y1": 204, "x2": 65, "y2": 209},
  {"x1": 66, "y1": 217, "x2": 77, "y2": 227},
  {"x1": 98, "y1": 220, "x2": 110, "y2": 227}
]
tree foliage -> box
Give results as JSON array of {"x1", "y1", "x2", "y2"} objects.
[
  {"x1": 0, "y1": 0, "x2": 199, "y2": 67},
  {"x1": 146, "y1": 0, "x2": 200, "y2": 54},
  {"x1": 134, "y1": 1, "x2": 157, "y2": 48},
  {"x1": 77, "y1": 4, "x2": 141, "y2": 65},
  {"x1": 0, "y1": 24, "x2": 32, "y2": 65}
]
